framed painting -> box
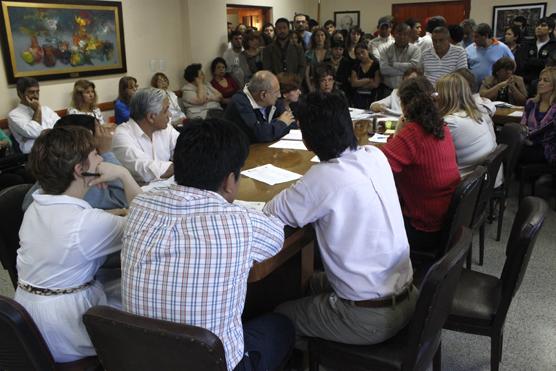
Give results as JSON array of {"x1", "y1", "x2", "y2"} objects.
[
  {"x1": 0, "y1": 0, "x2": 126, "y2": 84},
  {"x1": 334, "y1": 11, "x2": 360, "y2": 31},
  {"x1": 492, "y1": 3, "x2": 546, "y2": 40}
]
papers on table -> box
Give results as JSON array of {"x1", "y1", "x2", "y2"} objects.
[
  {"x1": 349, "y1": 107, "x2": 374, "y2": 120},
  {"x1": 507, "y1": 110, "x2": 524, "y2": 117},
  {"x1": 269, "y1": 140, "x2": 308, "y2": 151},
  {"x1": 282, "y1": 129, "x2": 303, "y2": 141},
  {"x1": 369, "y1": 133, "x2": 390, "y2": 143},
  {"x1": 241, "y1": 164, "x2": 302, "y2": 185},
  {"x1": 493, "y1": 101, "x2": 514, "y2": 108},
  {"x1": 234, "y1": 200, "x2": 266, "y2": 212},
  {"x1": 310, "y1": 155, "x2": 320, "y2": 163},
  {"x1": 141, "y1": 176, "x2": 175, "y2": 192}
]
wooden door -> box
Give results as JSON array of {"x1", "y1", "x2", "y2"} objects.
[{"x1": 392, "y1": 0, "x2": 470, "y2": 33}]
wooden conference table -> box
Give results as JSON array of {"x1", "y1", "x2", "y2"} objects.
[
  {"x1": 493, "y1": 107, "x2": 523, "y2": 126},
  {"x1": 242, "y1": 142, "x2": 316, "y2": 319}
]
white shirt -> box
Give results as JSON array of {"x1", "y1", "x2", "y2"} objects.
[
  {"x1": 67, "y1": 107, "x2": 105, "y2": 125},
  {"x1": 374, "y1": 89, "x2": 402, "y2": 116},
  {"x1": 15, "y1": 192, "x2": 124, "y2": 362},
  {"x1": 370, "y1": 34, "x2": 395, "y2": 59},
  {"x1": 264, "y1": 146, "x2": 413, "y2": 301},
  {"x1": 7, "y1": 103, "x2": 60, "y2": 153},
  {"x1": 112, "y1": 118, "x2": 179, "y2": 183},
  {"x1": 165, "y1": 90, "x2": 186, "y2": 124}
]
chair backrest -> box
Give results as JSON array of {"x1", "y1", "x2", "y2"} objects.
[
  {"x1": 471, "y1": 144, "x2": 508, "y2": 224},
  {"x1": 438, "y1": 166, "x2": 485, "y2": 256},
  {"x1": 0, "y1": 183, "x2": 32, "y2": 287},
  {"x1": 83, "y1": 306, "x2": 227, "y2": 371},
  {"x1": 404, "y1": 227, "x2": 472, "y2": 371},
  {"x1": 497, "y1": 122, "x2": 524, "y2": 185},
  {"x1": 495, "y1": 196, "x2": 547, "y2": 329},
  {"x1": 0, "y1": 295, "x2": 55, "y2": 370}
]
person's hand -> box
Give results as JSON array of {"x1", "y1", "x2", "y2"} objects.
[
  {"x1": 87, "y1": 162, "x2": 129, "y2": 188},
  {"x1": 278, "y1": 110, "x2": 295, "y2": 126},
  {"x1": 194, "y1": 75, "x2": 204, "y2": 87},
  {"x1": 25, "y1": 96, "x2": 40, "y2": 111},
  {"x1": 370, "y1": 102, "x2": 385, "y2": 113},
  {"x1": 95, "y1": 124, "x2": 114, "y2": 154}
]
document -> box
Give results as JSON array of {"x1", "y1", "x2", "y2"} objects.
[
  {"x1": 234, "y1": 200, "x2": 266, "y2": 211},
  {"x1": 508, "y1": 110, "x2": 524, "y2": 117},
  {"x1": 369, "y1": 133, "x2": 390, "y2": 143},
  {"x1": 269, "y1": 140, "x2": 308, "y2": 150},
  {"x1": 241, "y1": 164, "x2": 302, "y2": 185},
  {"x1": 349, "y1": 107, "x2": 374, "y2": 120},
  {"x1": 141, "y1": 176, "x2": 175, "y2": 192},
  {"x1": 282, "y1": 129, "x2": 303, "y2": 141},
  {"x1": 310, "y1": 155, "x2": 320, "y2": 163}
]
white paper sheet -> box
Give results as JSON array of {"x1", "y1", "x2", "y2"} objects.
[
  {"x1": 269, "y1": 140, "x2": 308, "y2": 151},
  {"x1": 507, "y1": 110, "x2": 524, "y2": 117},
  {"x1": 349, "y1": 107, "x2": 374, "y2": 120},
  {"x1": 241, "y1": 164, "x2": 302, "y2": 185},
  {"x1": 493, "y1": 101, "x2": 514, "y2": 108},
  {"x1": 282, "y1": 129, "x2": 303, "y2": 141},
  {"x1": 369, "y1": 133, "x2": 390, "y2": 143},
  {"x1": 310, "y1": 155, "x2": 320, "y2": 163},
  {"x1": 141, "y1": 176, "x2": 175, "y2": 192},
  {"x1": 234, "y1": 200, "x2": 266, "y2": 211}
]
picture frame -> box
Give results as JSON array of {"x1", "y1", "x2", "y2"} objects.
[
  {"x1": 334, "y1": 10, "x2": 360, "y2": 31},
  {"x1": 492, "y1": 3, "x2": 546, "y2": 40},
  {"x1": 0, "y1": 0, "x2": 127, "y2": 84}
]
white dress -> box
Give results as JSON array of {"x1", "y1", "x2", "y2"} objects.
[{"x1": 15, "y1": 192, "x2": 124, "y2": 362}]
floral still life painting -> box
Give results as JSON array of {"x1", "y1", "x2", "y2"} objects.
[{"x1": 0, "y1": 1, "x2": 126, "y2": 83}]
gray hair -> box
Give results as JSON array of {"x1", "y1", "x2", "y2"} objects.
[
  {"x1": 129, "y1": 88, "x2": 166, "y2": 122},
  {"x1": 460, "y1": 19, "x2": 477, "y2": 30},
  {"x1": 247, "y1": 71, "x2": 276, "y2": 94}
]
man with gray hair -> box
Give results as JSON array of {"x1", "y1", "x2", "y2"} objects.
[
  {"x1": 224, "y1": 70, "x2": 295, "y2": 143},
  {"x1": 460, "y1": 19, "x2": 476, "y2": 48},
  {"x1": 421, "y1": 26, "x2": 468, "y2": 85},
  {"x1": 112, "y1": 87, "x2": 179, "y2": 183}
]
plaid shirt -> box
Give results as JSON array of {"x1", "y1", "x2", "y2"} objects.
[{"x1": 121, "y1": 184, "x2": 284, "y2": 370}]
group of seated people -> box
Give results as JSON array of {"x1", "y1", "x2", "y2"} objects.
[{"x1": 1, "y1": 11, "x2": 556, "y2": 371}]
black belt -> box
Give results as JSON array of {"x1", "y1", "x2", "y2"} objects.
[
  {"x1": 342, "y1": 283, "x2": 413, "y2": 308},
  {"x1": 18, "y1": 280, "x2": 95, "y2": 296}
]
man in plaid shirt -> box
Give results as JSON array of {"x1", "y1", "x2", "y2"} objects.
[{"x1": 121, "y1": 118, "x2": 294, "y2": 370}]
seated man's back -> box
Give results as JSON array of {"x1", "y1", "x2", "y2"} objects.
[{"x1": 122, "y1": 118, "x2": 293, "y2": 371}]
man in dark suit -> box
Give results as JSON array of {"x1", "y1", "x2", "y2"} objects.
[
  {"x1": 224, "y1": 71, "x2": 294, "y2": 143},
  {"x1": 262, "y1": 18, "x2": 306, "y2": 81}
]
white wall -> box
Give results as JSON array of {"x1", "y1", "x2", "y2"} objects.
[
  {"x1": 318, "y1": 0, "x2": 556, "y2": 36},
  {"x1": 226, "y1": 0, "x2": 315, "y2": 22}
]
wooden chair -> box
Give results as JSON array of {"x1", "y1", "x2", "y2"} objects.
[
  {"x1": 490, "y1": 122, "x2": 524, "y2": 241},
  {"x1": 83, "y1": 305, "x2": 227, "y2": 371},
  {"x1": 307, "y1": 227, "x2": 472, "y2": 371},
  {"x1": 0, "y1": 183, "x2": 32, "y2": 287},
  {"x1": 469, "y1": 144, "x2": 508, "y2": 266},
  {"x1": 444, "y1": 197, "x2": 548, "y2": 371},
  {"x1": 0, "y1": 295, "x2": 99, "y2": 371}
]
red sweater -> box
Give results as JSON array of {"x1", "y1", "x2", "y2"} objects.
[{"x1": 381, "y1": 122, "x2": 460, "y2": 232}]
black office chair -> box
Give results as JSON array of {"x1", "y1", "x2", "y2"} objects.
[
  {"x1": 410, "y1": 166, "x2": 484, "y2": 280},
  {"x1": 308, "y1": 227, "x2": 472, "y2": 371},
  {"x1": 0, "y1": 294, "x2": 99, "y2": 371},
  {"x1": 444, "y1": 197, "x2": 548, "y2": 371},
  {"x1": 83, "y1": 305, "x2": 227, "y2": 371},
  {"x1": 469, "y1": 144, "x2": 508, "y2": 266},
  {"x1": 490, "y1": 122, "x2": 524, "y2": 241},
  {"x1": 0, "y1": 183, "x2": 32, "y2": 287}
]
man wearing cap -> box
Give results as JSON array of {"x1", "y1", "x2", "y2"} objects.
[{"x1": 370, "y1": 16, "x2": 395, "y2": 59}]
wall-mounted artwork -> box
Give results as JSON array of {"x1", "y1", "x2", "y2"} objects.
[
  {"x1": 0, "y1": 0, "x2": 126, "y2": 83},
  {"x1": 492, "y1": 3, "x2": 546, "y2": 40},
  {"x1": 334, "y1": 11, "x2": 360, "y2": 31}
]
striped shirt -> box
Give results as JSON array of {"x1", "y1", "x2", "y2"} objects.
[
  {"x1": 121, "y1": 184, "x2": 284, "y2": 370},
  {"x1": 421, "y1": 44, "x2": 468, "y2": 85}
]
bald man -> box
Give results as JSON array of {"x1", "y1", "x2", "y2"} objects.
[{"x1": 224, "y1": 71, "x2": 295, "y2": 143}]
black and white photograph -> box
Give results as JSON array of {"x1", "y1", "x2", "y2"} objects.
[
  {"x1": 492, "y1": 3, "x2": 547, "y2": 39},
  {"x1": 334, "y1": 10, "x2": 360, "y2": 31}
]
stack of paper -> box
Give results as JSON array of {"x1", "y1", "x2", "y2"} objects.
[
  {"x1": 241, "y1": 164, "x2": 302, "y2": 185},
  {"x1": 269, "y1": 140, "x2": 308, "y2": 151},
  {"x1": 349, "y1": 107, "x2": 374, "y2": 120},
  {"x1": 234, "y1": 200, "x2": 266, "y2": 211},
  {"x1": 141, "y1": 176, "x2": 175, "y2": 192},
  {"x1": 282, "y1": 129, "x2": 303, "y2": 141},
  {"x1": 508, "y1": 110, "x2": 524, "y2": 117},
  {"x1": 369, "y1": 133, "x2": 390, "y2": 143}
]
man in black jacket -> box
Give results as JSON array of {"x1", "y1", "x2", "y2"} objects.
[
  {"x1": 224, "y1": 71, "x2": 294, "y2": 143},
  {"x1": 515, "y1": 17, "x2": 556, "y2": 96}
]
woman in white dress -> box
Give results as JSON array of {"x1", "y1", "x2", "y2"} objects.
[
  {"x1": 15, "y1": 126, "x2": 141, "y2": 363},
  {"x1": 67, "y1": 79, "x2": 105, "y2": 124}
]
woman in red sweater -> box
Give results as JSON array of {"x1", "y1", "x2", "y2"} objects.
[{"x1": 381, "y1": 76, "x2": 460, "y2": 253}]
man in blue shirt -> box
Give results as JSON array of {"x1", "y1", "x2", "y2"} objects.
[{"x1": 466, "y1": 23, "x2": 514, "y2": 91}]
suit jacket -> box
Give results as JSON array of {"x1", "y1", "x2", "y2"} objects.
[
  {"x1": 262, "y1": 40, "x2": 306, "y2": 80},
  {"x1": 224, "y1": 90, "x2": 290, "y2": 143}
]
